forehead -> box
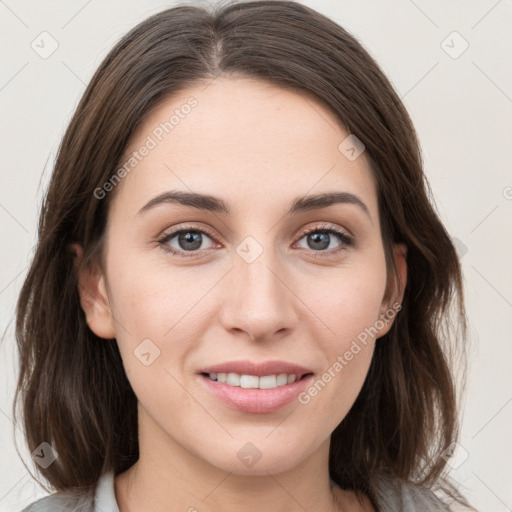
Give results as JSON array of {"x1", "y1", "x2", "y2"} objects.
[{"x1": 111, "y1": 76, "x2": 377, "y2": 218}]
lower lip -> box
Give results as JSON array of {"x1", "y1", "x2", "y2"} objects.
[{"x1": 198, "y1": 373, "x2": 314, "y2": 414}]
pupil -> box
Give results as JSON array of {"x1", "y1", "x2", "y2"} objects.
[
  {"x1": 309, "y1": 232, "x2": 329, "y2": 250},
  {"x1": 179, "y1": 231, "x2": 202, "y2": 251}
]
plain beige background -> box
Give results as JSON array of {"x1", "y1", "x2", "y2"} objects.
[{"x1": 1, "y1": 1, "x2": 511, "y2": 510}]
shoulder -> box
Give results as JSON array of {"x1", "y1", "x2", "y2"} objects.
[
  {"x1": 372, "y1": 471, "x2": 473, "y2": 512},
  {"x1": 19, "y1": 489, "x2": 93, "y2": 512},
  {"x1": 19, "y1": 471, "x2": 117, "y2": 512}
]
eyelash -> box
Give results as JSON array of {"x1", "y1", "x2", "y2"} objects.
[{"x1": 157, "y1": 223, "x2": 354, "y2": 259}]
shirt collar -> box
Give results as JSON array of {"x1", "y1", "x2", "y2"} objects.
[{"x1": 94, "y1": 470, "x2": 120, "y2": 512}]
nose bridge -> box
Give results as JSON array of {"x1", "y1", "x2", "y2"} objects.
[{"x1": 221, "y1": 235, "x2": 297, "y2": 340}]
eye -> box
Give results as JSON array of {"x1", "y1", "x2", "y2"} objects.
[
  {"x1": 157, "y1": 223, "x2": 354, "y2": 259},
  {"x1": 158, "y1": 225, "x2": 219, "y2": 258},
  {"x1": 295, "y1": 224, "x2": 354, "y2": 255}
]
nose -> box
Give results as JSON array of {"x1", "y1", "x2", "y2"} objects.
[{"x1": 219, "y1": 246, "x2": 298, "y2": 343}]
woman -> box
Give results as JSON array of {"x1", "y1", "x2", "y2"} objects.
[{"x1": 14, "y1": 1, "x2": 475, "y2": 510}]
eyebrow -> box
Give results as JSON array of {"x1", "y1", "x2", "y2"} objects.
[{"x1": 137, "y1": 190, "x2": 371, "y2": 219}]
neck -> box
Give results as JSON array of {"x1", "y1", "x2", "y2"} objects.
[{"x1": 114, "y1": 408, "x2": 358, "y2": 512}]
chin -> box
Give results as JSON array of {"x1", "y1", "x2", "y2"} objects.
[
  {"x1": 200, "y1": 438, "x2": 312, "y2": 476},
  {"x1": 217, "y1": 454, "x2": 304, "y2": 477}
]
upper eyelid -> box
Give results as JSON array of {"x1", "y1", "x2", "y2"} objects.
[{"x1": 159, "y1": 224, "x2": 218, "y2": 242}]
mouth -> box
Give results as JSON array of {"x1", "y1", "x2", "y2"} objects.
[
  {"x1": 196, "y1": 361, "x2": 315, "y2": 413},
  {"x1": 200, "y1": 371, "x2": 312, "y2": 389}
]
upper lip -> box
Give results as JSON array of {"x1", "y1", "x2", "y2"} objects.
[{"x1": 198, "y1": 360, "x2": 313, "y2": 378}]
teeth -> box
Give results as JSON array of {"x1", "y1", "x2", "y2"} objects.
[
  {"x1": 276, "y1": 374, "x2": 288, "y2": 386},
  {"x1": 259, "y1": 375, "x2": 277, "y2": 389},
  {"x1": 226, "y1": 373, "x2": 240, "y2": 386},
  {"x1": 207, "y1": 372, "x2": 302, "y2": 389},
  {"x1": 240, "y1": 375, "x2": 259, "y2": 388}
]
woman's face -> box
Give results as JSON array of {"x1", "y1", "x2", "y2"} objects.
[{"x1": 81, "y1": 76, "x2": 405, "y2": 476}]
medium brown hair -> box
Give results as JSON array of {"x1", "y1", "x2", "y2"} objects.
[{"x1": 13, "y1": 0, "x2": 471, "y2": 508}]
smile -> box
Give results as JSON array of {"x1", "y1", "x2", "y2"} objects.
[{"x1": 205, "y1": 372, "x2": 299, "y2": 389}]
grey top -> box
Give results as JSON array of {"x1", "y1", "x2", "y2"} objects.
[{"x1": 20, "y1": 470, "x2": 465, "y2": 512}]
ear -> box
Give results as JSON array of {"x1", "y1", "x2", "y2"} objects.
[
  {"x1": 376, "y1": 243, "x2": 407, "y2": 338},
  {"x1": 69, "y1": 243, "x2": 116, "y2": 339}
]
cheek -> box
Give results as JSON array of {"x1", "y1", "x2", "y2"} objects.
[
  {"x1": 295, "y1": 277, "x2": 383, "y2": 434},
  {"x1": 104, "y1": 253, "x2": 226, "y2": 406},
  {"x1": 299, "y1": 262, "x2": 388, "y2": 345},
  {"x1": 107, "y1": 251, "x2": 215, "y2": 338},
  {"x1": 294, "y1": 259, "x2": 387, "y2": 408},
  {"x1": 106, "y1": 256, "x2": 204, "y2": 411}
]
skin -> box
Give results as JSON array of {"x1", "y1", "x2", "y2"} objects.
[{"x1": 76, "y1": 76, "x2": 406, "y2": 512}]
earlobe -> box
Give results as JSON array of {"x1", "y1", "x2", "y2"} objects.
[{"x1": 69, "y1": 243, "x2": 116, "y2": 339}]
